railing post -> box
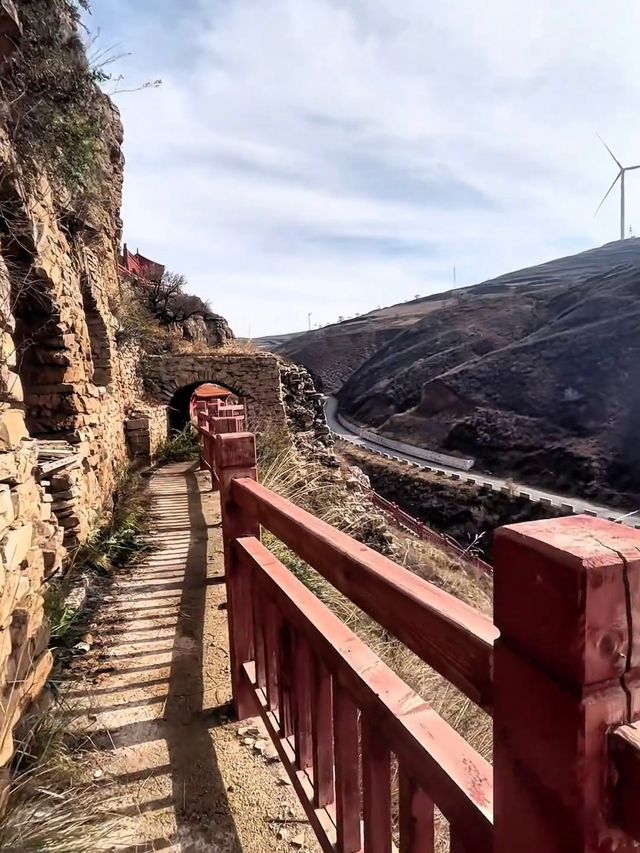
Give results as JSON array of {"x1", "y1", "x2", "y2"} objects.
[
  {"x1": 493, "y1": 515, "x2": 640, "y2": 852},
  {"x1": 215, "y1": 431, "x2": 260, "y2": 720}
]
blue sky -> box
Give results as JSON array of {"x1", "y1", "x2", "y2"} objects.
[{"x1": 88, "y1": 0, "x2": 640, "y2": 336}]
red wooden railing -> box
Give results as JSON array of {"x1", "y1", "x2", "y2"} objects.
[
  {"x1": 197, "y1": 411, "x2": 640, "y2": 852},
  {"x1": 196, "y1": 399, "x2": 246, "y2": 487},
  {"x1": 369, "y1": 489, "x2": 493, "y2": 577}
]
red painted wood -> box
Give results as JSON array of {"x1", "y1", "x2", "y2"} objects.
[
  {"x1": 361, "y1": 715, "x2": 391, "y2": 853},
  {"x1": 232, "y1": 478, "x2": 497, "y2": 711},
  {"x1": 264, "y1": 598, "x2": 279, "y2": 713},
  {"x1": 213, "y1": 415, "x2": 245, "y2": 434},
  {"x1": 333, "y1": 689, "x2": 361, "y2": 853},
  {"x1": 278, "y1": 617, "x2": 294, "y2": 739},
  {"x1": 398, "y1": 770, "x2": 434, "y2": 853},
  {"x1": 251, "y1": 576, "x2": 267, "y2": 692},
  {"x1": 449, "y1": 826, "x2": 470, "y2": 852},
  {"x1": 312, "y1": 657, "x2": 334, "y2": 808},
  {"x1": 493, "y1": 515, "x2": 640, "y2": 853},
  {"x1": 610, "y1": 722, "x2": 640, "y2": 842},
  {"x1": 235, "y1": 537, "x2": 492, "y2": 850},
  {"x1": 214, "y1": 433, "x2": 259, "y2": 719},
  {"x1": 294, "y1": 634, "x2": 314, "y2": 770}
]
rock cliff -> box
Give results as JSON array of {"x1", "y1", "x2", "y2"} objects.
[
  {"x1": 0, "y1": 0, "x2": 168, "y2": 764},
  {"x1": 0, "y1": 0, "x2": 331, "y2": 769}
]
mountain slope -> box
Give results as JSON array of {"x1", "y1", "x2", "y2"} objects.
[
  {"x1": 337, "y1": 243, "x2": 640, "y2": 505},
  {"x1": 278, "y1": 239, "x2": 640, "y2": 394}
]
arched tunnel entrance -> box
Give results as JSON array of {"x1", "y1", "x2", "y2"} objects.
[{"x1": 168, "y1": 382, "x2": 240, "y2": 432}]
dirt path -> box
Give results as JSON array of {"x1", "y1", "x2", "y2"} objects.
[{"x1": 74, "y1": 462, "x2": 318, "y2": 852}]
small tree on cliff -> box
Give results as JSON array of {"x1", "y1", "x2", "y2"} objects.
[{"x1": 147, "y1": 271, "x2": 214, "y2": 324}]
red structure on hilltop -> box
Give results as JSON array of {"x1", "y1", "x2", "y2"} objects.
[{"x1": 119, "y1": 244, "x2": 165, "y2": 283}]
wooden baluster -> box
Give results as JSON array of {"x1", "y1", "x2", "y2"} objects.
[
  {"x1": 215, "y1": 432, "x2": 259, "y2": 720},
  {"x1": 278, "y1": 616, "x2": 294, "y2": 739},
  {"x1": 312, "y1": 657, "x2": 334, "y2": 808},
  {"x1": 398, "y1": 769, "x2": 434, "y2": 853},
  {"x1": 362, "y1": 715, "x2": 391, "y2": 853},
  {"x1": 333, "y1": 690, "x2": 361, "y2": 853},
  {"x1": 251, "y1": 578, "x2": 266, "y2": 692},
  {"x1": 293, "y1": 633, "x2": 313, "y2": 770},
  {"x1": 263, "y1": 598, "x2": 279, "y2": 714}
]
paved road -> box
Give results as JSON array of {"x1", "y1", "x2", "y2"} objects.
[{"x1": 325, "y1": 396, "x2": 639, "y2": 528}]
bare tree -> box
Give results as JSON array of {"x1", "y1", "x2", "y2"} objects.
[{"x1": 146, "y1": 271, "x2": 213, "y2": 324}]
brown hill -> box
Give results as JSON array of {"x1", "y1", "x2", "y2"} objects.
[
  {"x1": 276, "y1": 239, "x2": 640, "y2": 505},
  {"x1": 337, "y1": 243, "x2": 640, "y2": 506}
]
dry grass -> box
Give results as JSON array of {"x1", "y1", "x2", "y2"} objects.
[
  {"x1": 220, "y1": 338, "x2": 259, "y2": 355},
  {"x1": 0, "y1": 692, "x2": 116, "y2": 852},
  {"x1": 259, "y1": 433, "x2": 493, "y2": 848}
]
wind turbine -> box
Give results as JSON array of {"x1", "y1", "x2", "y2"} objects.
[{"x1": 595, "y1": 134, "x2": 640, "y2": 240}]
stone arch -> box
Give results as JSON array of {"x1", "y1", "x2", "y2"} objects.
[
  {"x1": 142, "y1": 353, "x2": 289, "y2": 435},
  {"x1": 168, "y1": 380, "x2": 241, "y2": 432}
]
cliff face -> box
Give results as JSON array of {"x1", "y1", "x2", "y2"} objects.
[
  {"x1": 175, "y1": 313, "x2": 235, "y2": 348},
  {"x1": 0, "y1": 0, "x2": 170, "y2": 764},
  {"x1": 0, "y1": 0, "x2": 328, "y2": 768}
]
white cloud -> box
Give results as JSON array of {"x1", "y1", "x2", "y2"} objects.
[{"x1": 90, "y1": 0, "x2": 640, "y2": 335}]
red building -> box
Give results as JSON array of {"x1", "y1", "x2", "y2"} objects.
[{"x1": 120, "y1": 244, "x2": 165, "y2": 283}]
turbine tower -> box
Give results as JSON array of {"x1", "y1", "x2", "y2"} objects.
[{"x1": 595, "y1": 134, "x2": 640, "y2": 240}]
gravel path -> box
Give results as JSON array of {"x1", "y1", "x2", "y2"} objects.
[{"x1": 79, "y1": 462, "x2": 319, "y2": 852}]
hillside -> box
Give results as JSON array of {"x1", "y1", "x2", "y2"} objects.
[
  {"x1": 278, "y1": 240, "x2": 640, "y2": 394},
  {"x1": 275, "y1": 294, "x2": 458, "y2": 391},
  {"x1": 336, "y1": 241, "x2": 640, "y2": 505}
]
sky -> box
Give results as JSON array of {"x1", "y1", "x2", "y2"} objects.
[{"x1": 88, "y1": 0, "x2": 640, "y2": 337}]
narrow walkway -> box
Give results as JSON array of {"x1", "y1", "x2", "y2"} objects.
[{"x1": 79, "y1": 462, "x2": 317, "y2": 852}]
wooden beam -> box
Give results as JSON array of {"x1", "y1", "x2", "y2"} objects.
[
  {"x1": 232, "y1": 477, "x2": 497, "y2": 711},
  {"x1": 493, "y1": 514, "x2": 640, "y2": 852}
]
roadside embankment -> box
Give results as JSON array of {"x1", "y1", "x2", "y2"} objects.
[{"x1": 340, "y1": 444, "x2": 562, "y2": 560}]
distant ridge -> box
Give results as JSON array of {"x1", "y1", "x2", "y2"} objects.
[{"x1": 278, "y1": 239, "x2": 640, "y2": 506}]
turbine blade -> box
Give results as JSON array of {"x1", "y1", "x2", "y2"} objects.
[
  {"x1": 596, "y1": 132, "x2": 623, "y2": 168},
  {"x1": 625, "y1": 164, "x2": 640, "y2": 171},
  {"x1": 595, "y1": 171, "x2": 621, "y2": 216}
]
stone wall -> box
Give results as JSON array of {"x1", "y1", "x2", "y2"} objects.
[
  {"x1": 126, "y1": 407, "x2": 169, "y2": 461},
  {"x1": 143, "y1": 353, "x2": 290, "y2": 432},
  {"x1": 0, "y1": 0, "x2": 170, "y2": 765}
]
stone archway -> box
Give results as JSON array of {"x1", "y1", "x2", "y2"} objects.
[
  {"x1": 168, "y1": 381, "x2": 237, "y2": 432},
  {"x1": 142, "y1": 353, "x2": 289, "y2": 433}
]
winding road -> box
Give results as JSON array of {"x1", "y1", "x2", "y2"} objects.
[{"x1": 324, "y1": 396, "x2": 639, "y2": 529}]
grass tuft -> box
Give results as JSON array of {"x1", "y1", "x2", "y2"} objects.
[
  {"x1": 0, "y1": 695, "x2": 116, "y2": 852},
  {"x1": 156, "y1": 425, "x2": 201, "y2": 463}
]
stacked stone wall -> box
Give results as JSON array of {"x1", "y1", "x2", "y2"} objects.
[
  {"x1": 0, "y1": 0, "x2": 170, "y2": 763},
  {"x1": 143, "y1": 353, "x2": 289, "y2": 432}
]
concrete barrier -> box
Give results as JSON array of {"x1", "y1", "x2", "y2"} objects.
[{"x1": 334, "y1": 411, "x2": 475, "y2": 471}]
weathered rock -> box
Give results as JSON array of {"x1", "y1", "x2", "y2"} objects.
[{"x1": 0, "y1": 408, "x2": 28, "y2": 451}]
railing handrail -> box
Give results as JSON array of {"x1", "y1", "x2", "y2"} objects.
[
  {"x1": 203, "y1": 426, "x2": 640, "y2": 852},
  {"x1": 369, "y1": 490, "x2": 493, "y2": 577},
  {"x1": 232, "y1": 476, "x2": 497, "y2": 711},
  {"x1": 237, "y1": 534, "x2": 494, "y2": 849}
]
